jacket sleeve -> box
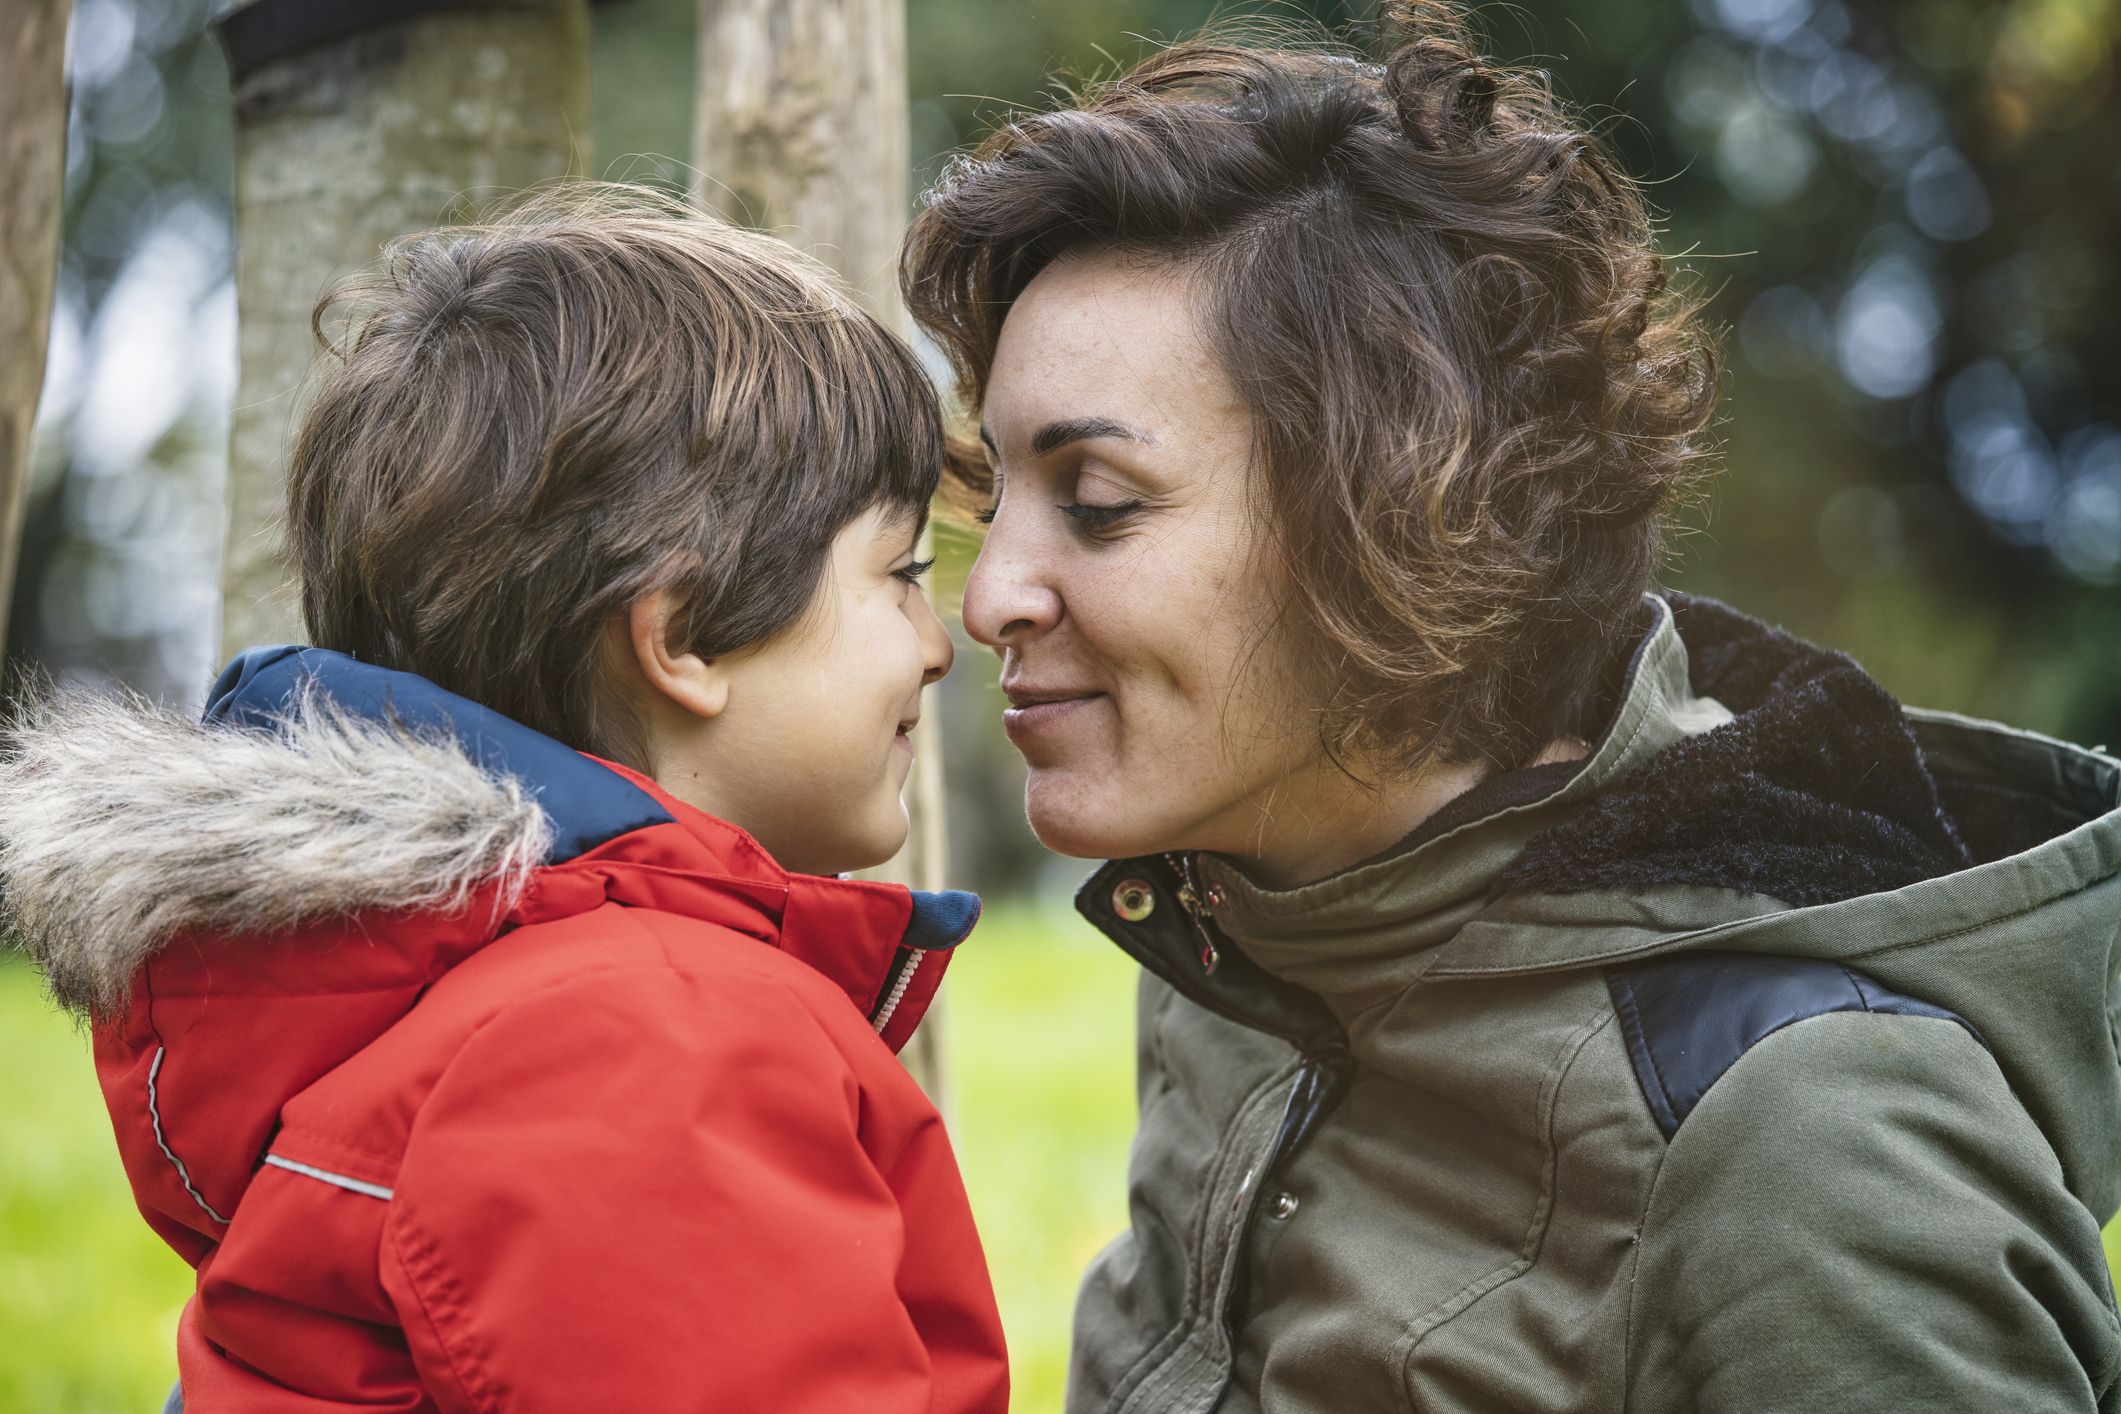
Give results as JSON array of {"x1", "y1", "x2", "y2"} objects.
[
  {"x1": 378, "y1": 952, "x2": 944, "y2": 1414},
  {"x1": 1626, "y1": 1009, "x2": 2121, "y2": 1413}
]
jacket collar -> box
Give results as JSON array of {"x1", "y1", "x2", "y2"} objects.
[
  {"x1": 1078, "y1": 595, "x2": 1732, "y2": 1012},
  {"x1": 1083, "y1": 591, "x2": 2121, "y2": 1023},
  {"x1": 1081, "y1": 599, "x2": 2121, "y2": 1230}
]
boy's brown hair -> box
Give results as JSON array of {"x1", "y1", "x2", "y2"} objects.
[
  {"x1": 903, "y1": 3, "x2": 1719, "y2": 771},
  {"x1": 288, "y1": 185, "x2": 941, "y2": 769}
]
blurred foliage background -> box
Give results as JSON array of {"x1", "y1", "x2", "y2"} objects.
[
  {"x1": 4, "y1": 0, "x2": 2120, "y2": 1409},
  {"x1": 599, "y1": 0, "x2": 2121, "y2": 895},
  {"x1": 12, "y1": 0, "x2": 2121, "y2": 892}
]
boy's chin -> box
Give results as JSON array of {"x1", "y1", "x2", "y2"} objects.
[{"x1": 803, "y1": 809, "x2": 910, "y2": 878}]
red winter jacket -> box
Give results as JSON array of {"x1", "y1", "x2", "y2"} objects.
[{"x1": 7, "y1": 647, "x2": 1007, "y2": 1413}]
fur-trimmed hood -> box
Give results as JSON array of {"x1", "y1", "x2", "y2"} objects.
[
  {"x1": 2, "y1": 645, "x2": 975, "y2": 1032},
  {"x1": 0, "y1": 685, "x2": 553, "y2": 1016}
]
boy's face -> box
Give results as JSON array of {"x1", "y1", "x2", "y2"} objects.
[{"x1": 645, "y1": 506, "x2": 953, "y2": 876}]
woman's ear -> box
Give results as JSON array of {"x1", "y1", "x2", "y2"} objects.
[{"x1": 628, "y1": 589, "x2": 730, "y2": 721}]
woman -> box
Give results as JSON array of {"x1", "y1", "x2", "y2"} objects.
[{"x1": 903, "y1": 6, "x2": 2121, "y2": 1411}]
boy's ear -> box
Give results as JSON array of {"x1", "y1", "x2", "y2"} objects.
[{"x1": 628, "y1": 590, "x2": 730, "y2": 721}]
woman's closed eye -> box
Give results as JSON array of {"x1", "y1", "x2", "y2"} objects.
[
  {"x1": 1058, "y1": 499, "x2": 1146, "y2": 537},
  {"x1": 892, "y1": 557, "x2": 936, "y2": 585}
]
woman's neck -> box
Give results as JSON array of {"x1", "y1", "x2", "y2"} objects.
[{"x1": 1238, "y1": 737, "x2": 1589, "y2": 891}]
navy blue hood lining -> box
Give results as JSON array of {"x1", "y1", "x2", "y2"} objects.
[
  {"x1": 902, "y1": 890, "x2": 981, "y2": 951},
  {"x1": 206, "y1": 647, "x2": 675, "y2": 865}
]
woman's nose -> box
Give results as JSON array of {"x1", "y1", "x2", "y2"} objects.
[{"x1": 962, "y1": 520, "x2": 1063, "y2": 650}]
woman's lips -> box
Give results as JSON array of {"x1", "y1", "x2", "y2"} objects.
[{"x1": 1001, "y1": 690, "x2": 1103, "y2": 740}]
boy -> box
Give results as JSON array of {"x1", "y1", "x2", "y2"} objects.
[{"x1": 0, "y1": 188, "x2": 1008, "y2": 1413}]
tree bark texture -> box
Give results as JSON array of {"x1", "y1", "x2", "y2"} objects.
[
  {"x1": 0, "y1": 0, "x2": 74, "y2": 658},
  {"x1": 692, "y1": 0, "x2": 910, "y2": 333},
  {"x1": 693, "y1": 0, "x2": 951, "y2": 1103},
  {"x1": 222, "y1": 0, "x2": 591, "y2": 655}
]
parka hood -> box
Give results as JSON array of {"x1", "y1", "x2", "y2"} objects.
[
  {"x1": 1, "y1": 647, "x2": 975, "y2": 1253},
  {"x1": 1132, "y1": 595, "x2": 2121, "y2": 1217},
  {"x1": 3, "y1": 643, "x2": 975, "y2": 1017}
]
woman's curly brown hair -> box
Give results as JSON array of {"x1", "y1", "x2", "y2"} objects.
[{"x1": 902, "y1": 2, "x2": 1720, "y2": 771}]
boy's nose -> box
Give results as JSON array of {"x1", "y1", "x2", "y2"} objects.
[{"x1": 913, "y1": 589, "x2": 954, "y2": 686}]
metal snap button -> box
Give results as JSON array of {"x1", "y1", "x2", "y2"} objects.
[
  {"x1": 1112, "y1": 879, "x2": 1156, "y2": 922},
  {"x1": 1268, "y1": 1191, "x2": 1299, "y2": 1220}
]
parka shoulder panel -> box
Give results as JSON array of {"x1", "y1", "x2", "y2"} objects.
[{"x1": 1606, "y1": 950, "x2": 1983, "y2": 1138}]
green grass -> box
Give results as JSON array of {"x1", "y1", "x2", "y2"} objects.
[
  {"x1": 0, "y1": 958, "x2": 192, "y2": 1413},
  {"x1": 947, "y1": 904, "x2": 1140, "y2": 1412}
]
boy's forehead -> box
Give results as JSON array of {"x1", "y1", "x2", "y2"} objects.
[{"x1": 866, "y1": 503, "x2": 926, "y2": 545}]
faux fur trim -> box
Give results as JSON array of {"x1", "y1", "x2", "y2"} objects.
[
  {"x1": 0, "y1": 685, "x2": 554, "y2": 1017},
  {"x1": 1493, "y1": 595, "x2": 1980, "y2": 907}
]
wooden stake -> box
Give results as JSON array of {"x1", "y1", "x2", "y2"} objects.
[
  {"x1": 692, "y1": 0, "x2": 954, "y2": 1106},
  {"x1": 0, "y1": 0, "x2": 74, "y2": 658},
  {"x1": 219, "y1": 1, "x2": 592, "y2": 654}
]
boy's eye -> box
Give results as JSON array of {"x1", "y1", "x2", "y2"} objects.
[
  {"x1": 1057, "y1": 500, "x2": 1145, "y2": 537},
  {"x1": 973, "y1": 506, "x2": 998, "y2": 525},
  {"x1": 893, "y1": 557, "x2": 936, "y2": 586}
]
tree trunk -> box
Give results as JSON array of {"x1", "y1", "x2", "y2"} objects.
[
  {"x1": 0, "y1": 0, "x2": 74, "y2": 659},
  {"x1": 692, "y1": 0, "x2": 910, "y2": 332},
  {"x1": 692, "y1": 0, "x2": 952, "y2": 1105},
  {"x1": 221, "y1": 0, "x2": 591, "y2": 654}
]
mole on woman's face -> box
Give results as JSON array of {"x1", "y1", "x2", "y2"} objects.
[{"x1": 962, "y1": 251, "x2": 1316, "y2": 863}]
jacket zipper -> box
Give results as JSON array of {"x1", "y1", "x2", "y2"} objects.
[
  {"x1": 1166, "y1": 851, "x2": 1221, "y2": 974},
  {"x1": 870, "y1": 946, "x2": 920, "y2": 1033}
]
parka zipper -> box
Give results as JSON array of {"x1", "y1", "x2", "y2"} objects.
[
  {"x1": 1166, "y1": 851, "x2": 1221, "y2": 974},
  {"x1": 869, "y1": 946, "x2": 921, "y2": 1033}
]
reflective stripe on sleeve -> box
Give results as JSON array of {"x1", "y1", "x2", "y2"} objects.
[{"x1": 263, "y1": 1152, "x2": 395, "y2": 1200}]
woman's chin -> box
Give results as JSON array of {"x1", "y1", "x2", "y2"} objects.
[{"x1": 1024, "y1": 772, "x2": 1171, "y2": 861}]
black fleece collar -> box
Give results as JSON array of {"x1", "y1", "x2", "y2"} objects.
[{"x1": 1492, "y1": 593, "x2": 2076, "y2": 907}]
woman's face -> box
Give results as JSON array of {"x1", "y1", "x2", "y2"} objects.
[{"x1": 964, "y1": 252, "x2": 1328, "y2": 866}]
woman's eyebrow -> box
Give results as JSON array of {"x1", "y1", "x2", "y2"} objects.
[{"x1": 1030, "y1": 416, "x2": 1157, "y2": 456}]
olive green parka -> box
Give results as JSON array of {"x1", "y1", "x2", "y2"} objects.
[{"x1": 1067, "y1": 593, "x2": 2121, "y2": 1413}]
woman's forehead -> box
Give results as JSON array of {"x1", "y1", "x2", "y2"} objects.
[
  {"x1": 1008, "y1": 251, "x2": 1198, "y2": 344},
  {"x1": 989, "y1": 256, "x2": 1235, "y2": 442}
]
